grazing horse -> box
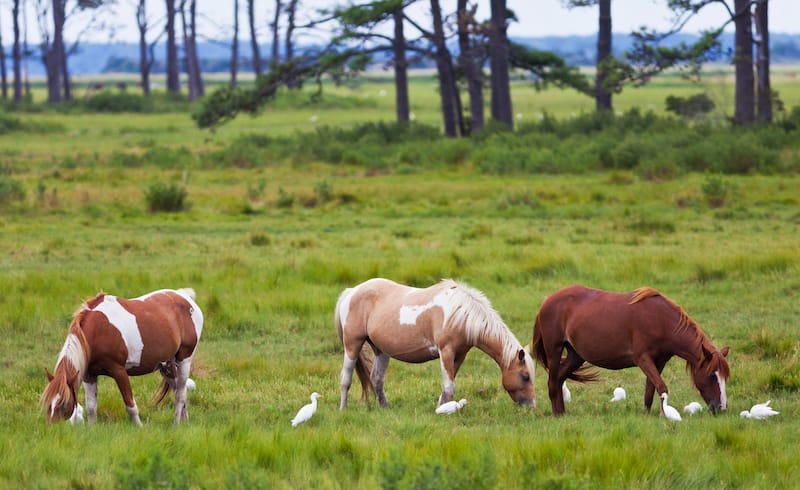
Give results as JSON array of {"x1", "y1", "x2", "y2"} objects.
[
  {"x1": 336, "y1": 278, "x2": 535, "y2": 410},
  {"x1": 532, "y1": 285, "x2": 730, "y2": 417},
  {"x1": 41, "y1": 288, "x2": 203, "y2": 425}
]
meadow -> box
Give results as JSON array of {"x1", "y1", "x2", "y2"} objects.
[{"x1": 1, "y1": 70, "x2": 799, "y2": 488}]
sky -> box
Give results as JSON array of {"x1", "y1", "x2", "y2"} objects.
[{"x1": 7, "y1": 0, "x2": 800, "y2": 45}]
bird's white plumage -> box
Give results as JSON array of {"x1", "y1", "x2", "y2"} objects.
[
  {"x1": 435, "y1": 398, "x2": 467, "y2": 414},
  {"x1": 740, "y1": 400, "x2": 779, "y2": 420},
  {"x1": 291, "y1": 392, "x2": 320, "y2": 427},
  {"x1": 562, "y1": 382, "x2": 571, "y2": 403},
  {"x1": 660, "y1": 393, "x2": 682, "y2": 422},
  {"x1": 186, "y1": 378, "x2": 196, "y2": 390},
  {"x1": 69, "y1": 403, "x2": 85, "y2": 425},
  {"x1": 683, "y1": 401, "x2": 703, "y2": 415},
  {"x1": 610, "y1": 387, "x2": 626, "y2": 402}
]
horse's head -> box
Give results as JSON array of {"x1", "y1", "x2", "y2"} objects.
[
  {"x1": 42, "y1": 367, "x2": 81, "y2": 423},
  {"x1": 502, "y1": 348, "x2": 536, "y2": 407},
  {"x1": 691, "y1": 345, "x2": 730, "y2": 414}
]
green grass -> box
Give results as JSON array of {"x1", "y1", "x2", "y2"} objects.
[{"x1": 1, "y1": 73, "x2": 800, "y2": 488}]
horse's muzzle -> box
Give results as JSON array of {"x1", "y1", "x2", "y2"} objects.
[
  {"x1": 518, "y1": 398, "x2": 536, "y2": 408},
  {"x1": 709, "y1": 403, "x2": 725, "y2": 415}
]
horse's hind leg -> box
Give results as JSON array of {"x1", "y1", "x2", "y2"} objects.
[
  {"x1": 173, "y1": 357, "x2": 192, "y2": 423},
  {"x1": 371, "y1": 352, "x2": 391, "y2": 408}
]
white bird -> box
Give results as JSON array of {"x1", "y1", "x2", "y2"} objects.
[
  {"x1": 610, "y1": 387, "x2": 626, "y2": 402},
  {"x1": 186, "y1": 378, "x2": 196, "y2": 391},
  {"x1": 69, "y1": 403, "x2": 84, "y2": 425},
  {"x1": 291, "y1": 392, "x2": 321, "y2": 427},
  {"x1": 740, "y1": 400, "x2": 779, "y2": 420},
  {"x1": 660, "y1": 393, "x2": 682, "y2": 422},
  {"x1": 562, "y1": 382, "x2": 571, "y2": 403},
  {"x1": 435, "y1": 398, "x2": 467, "y2": 414},
  {"x1": 683, "y1": 401, "x2": 703, "y2": 415}
]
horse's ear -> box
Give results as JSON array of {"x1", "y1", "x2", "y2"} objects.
[
  {"x1": 45, "y1": 368, "x2": 54, "y2": 382},
  {"x1": 518, "y1": 349, "x2": 526, "y2": 362},
  {"x1": 701, "y1": 344, "x2": 714, "y2": 362},
  {"x1": 721, "y1": 346, "x2": 730, "y2": 357}
]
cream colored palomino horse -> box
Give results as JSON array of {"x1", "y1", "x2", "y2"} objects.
[{"x1": 336, "y1": 278, "x2": 535, "y2": 410}]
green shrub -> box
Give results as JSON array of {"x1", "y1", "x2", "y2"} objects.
[
  {"x1": 701, "y1": 174, "x2": 734, "y2": 208},
  {"x1": 83, "y1": 91, "x2": 151, "y2": 113},
  {"x1": 665, "y1": 93, "x2": 715, "y2": 118},
  {"x1": 0, "y1": 176, "x2": 25, "y2": 205},
  {"x1": 144, "y1": 181, "x2": 187, "y2": 212}
]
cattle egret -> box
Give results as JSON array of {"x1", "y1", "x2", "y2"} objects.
[
  {"x1": 435, "y1": 399, "x2": 467, "y2": 414},
  {"x1": 660, "y1": 393, "x2": 682, "y2": 422},
  {"x1": 291, "y1": 392, "x2": 321, "y2": 427},
  {"x1": 740, "y1": 400, "x2": 779, "y2": 420},
  {"x1": 69, "y1": 403, "x2": 84, "y2": 425},
  {"x1": 562, "y1": 382, "x2": 571, "y2": 403},
  {"x1": 683, "y1": 401, "x2": 703, "y2": 415},
  {"x1": 186, "y1": 378, "x2": 196, "y2": 391},
  {"x1": 610, "y1": 387, "x2": 626, "y2": 402}
]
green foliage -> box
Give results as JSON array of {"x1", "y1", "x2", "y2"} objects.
[
  {"x1": 144, "y1": 181, "x2": 188, "y2": 212},
  {"x1": 665, "y1": 93, "x2": 715, "y2": 118},
  {"x1": 83, "y1": 91, "x2": 152, "y2": 113},
  {"x1": 701, "y1": 174, "x2": 735, "y2": 208},
  {"x1": 0, "y1": 176, "x2": 26, "y2": 206}
]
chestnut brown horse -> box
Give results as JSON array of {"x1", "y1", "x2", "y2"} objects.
[
  {"x1": 532, "y1": 285, "x2": 730, "y2": 417},
  {"x1": 41, "y1": 288, "x2": 203, "y2": 425},
  {"x1": 336, "y1": 278, "x2": 535, "y2": 410}
]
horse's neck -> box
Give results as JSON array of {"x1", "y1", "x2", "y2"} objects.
[{"x1": 473, "y1": 332, "x2": 514, "y2": 369}]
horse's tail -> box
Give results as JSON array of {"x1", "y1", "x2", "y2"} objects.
[
  {"x1": 153, "y1": 377, "x2": 172, "y2": 406},
  {"x1": 335, "y1": 288, "x2": 375, "y2": 403},
  {"x1": 531, "y1": 311, "x2": 548, "y2": 369}
]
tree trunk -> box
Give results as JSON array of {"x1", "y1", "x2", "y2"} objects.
[
  {"x1": 248, "y1": 0, "x2": 262, "y2": 76},
  {"x1": 489, "y1": 0, "x2": 513, "y2": 128},
  {"x1": 595, "y1": 0, "x2": 612, "y2": 111},
  {"x1": 285, "y1": 0, "x2": 297, "y2": 88},
  {"x1": 230, "y1": 0, "x2": 239, "y2": 87},
  {"x1": 180, "y1": 2, "x2": 196, "y2": 100},
  {"x1": 0, "y1": 9, "x2": 7, "y2": 100},
  {"x1": 47, "y1": 0, "x2": 66, "y2": 103},
  {"x1": 755, "y1": 0, "x2": 771, "y2": 122},
  {"x1": 137, "y1": 0, "x2": 151, "y2": 96},
  {"x1": 12, "y1": 0, "x2": 22, "y2": 102},
  {"x1": 430, "y1": 0, "x2": 459, "y2": 137},
  {"x1": 457, "y1": 0, "x2": 484, "y2": 133},
  {"x1": 733, "y1": 0, "x2": 754, "y2": 124},
  {"x1": 60, "y1": 40, "x2": 72, "y2": 101},
  {"x1": 392, "y1": 7, "x2": 410, "y2": 124},
  {"x1": 166, "y1": 0, "x2": 180, "y2": 93},
  {"x1": 189, "y1": 0, "x2": 204, "y2": 96},
  {"x1": 271, "y1": 0, "x2": 282, "y2": 65}
]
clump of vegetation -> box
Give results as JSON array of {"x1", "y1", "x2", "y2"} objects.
[
  {"x1": 0, "y1": 176, "x2": 25, "y2": 206},
  {"x1": 144, "y1": 181, "x2": 188, "y2": 212},
  {"x1": 665, "y1": 93, "x2": 715, "y2": 119},
  {"x1": 701, "y1": 174, "x2": 735, "y2": 208}
]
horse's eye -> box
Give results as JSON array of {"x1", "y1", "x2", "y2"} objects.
[{"x1": 521, "y1": 374, "x2": 530, "y2": 382}]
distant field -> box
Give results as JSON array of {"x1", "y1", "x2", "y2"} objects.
[{"x1": 1, "y1": 72, "x2": 799, "y2": 488}]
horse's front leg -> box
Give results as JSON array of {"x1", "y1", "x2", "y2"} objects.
[
  {"x1": 436, "y1": 347, "x2": 461, "y2": 406},
  {"x1": 371, "y1": 352, "x2": 391, "y2": 408},
  {"x1": 84, "y1": 376, "x2": 98, "y2": 424},
  {"x1": 636, "y1": 356, "x2": 669, "y2": 415},
  {"x1": 642, "y1": 358, "x2": 669, "y2": 412},
  {"x1": 110, "y1": 366, "x2": 142, "y2": 426}
]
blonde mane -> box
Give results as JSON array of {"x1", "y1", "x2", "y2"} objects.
[
  {"x1": 444, "y1": 281, "x2": 522, "y2": 368},
  {"x1": 41, "y1": 303, "x2": 91, "y2": 413}
]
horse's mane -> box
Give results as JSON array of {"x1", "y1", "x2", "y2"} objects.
[
  {"x1": 444, "y1": 280, "x2": 521, "y2": 368},
  {"x1": 630, "y1": 287, "x2": 729, "y2": 379},
  {"x1": 41, "y1": 298, "x2": 93, "y2": 412}
]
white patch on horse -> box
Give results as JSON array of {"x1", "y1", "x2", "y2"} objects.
[
  {"x1": 172, "y1": 288, "x2": 204, "y2": 340},
  {"x1": 399, "y1": 290, "x2": 450, "y2": 326},
  {"x1": 337, "y1": 287, "x2": 357, "y2": 330},
  {"x1": 716, "y1": 370, "x2": 727, "y2": 410},
  {"x1": 50, "y1": 394, "x2": 61, "y2": 418},
  {"x1": 94, "y1": 296, "x2": 144, "y2": 369}
]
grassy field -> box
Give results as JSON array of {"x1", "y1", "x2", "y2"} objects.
[{"x1": 1, "y1": 73, "x2": 799, "y2": 488}]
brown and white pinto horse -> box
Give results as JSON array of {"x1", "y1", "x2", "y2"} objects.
[
  {"x1": 42, "y1": 288, "x2": 203, "y2": 425},
  {"x1": 532, "y1": 285, "x2": 730, "y2": 417},
  {"x1": 336, "y1": 278, "x2": 535, "y2": 410}
]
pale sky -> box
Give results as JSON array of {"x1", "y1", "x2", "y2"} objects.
[{"x1": 8, "y1": 0, "x2": 800, "y2": 44}]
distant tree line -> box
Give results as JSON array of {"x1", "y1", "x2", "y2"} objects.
[{"x1": 0, "y1": 0, "x2": 784, "y2": 130}]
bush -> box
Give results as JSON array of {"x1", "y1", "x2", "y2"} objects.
[
  {"x1": 665, "y1": 93, "x2": 715, "y2": 118},
  {"x1": 0, "y1": 176, "x2": 25, "y2": 206},
  {"x1": 83, "y1": 91, "x2": 151, "y2": 113},
  {"x1": 144, "y1": 181, "x2": 187, "y2": 212}
]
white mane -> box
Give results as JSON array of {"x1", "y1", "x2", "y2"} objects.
[
  {"x1": 55, "y1": 331, "x2": 88, "y2": 380},
  {"x1": 444, "y1": 280, "x2": 522, "y2": 368}
]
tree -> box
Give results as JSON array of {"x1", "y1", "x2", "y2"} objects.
[
  {"x1": 166, "y1": 0, "x2": 180, "y2": 93},
  {"x1": 12, "y1": 0, "x2": 23, "y2": 102},
  {"x1": 231, "y1": 0, "x2": 240, "y2": 87},
  {"x1": 429, "y1": 0, "x2": 462, "y2": 136},
  {"x1": 180, "y1": 0, "x2": 204, "y2": 100},
  {"x1": 732, "y1": 0, "x2": 754, "y2": 124},
  {"x1": 285, "y1": 0, "x2": 298, "y2": 88},
  {"x1": 456, "y1": 0, "x2": 484, "y2": 132},
  {"x1": 270, "y1": 0, "x2": 282, "y2": 65},
  {"x1": 754, "y1": 0, "x2": 770, "y2": 122},
  {"x1": 247, "y1": 0, "x2": 262, "y2": 76},
  {"x1": 488, "y1": 0, "x2": 512, "y2": 128},
  {"x1": 136, "y1": 0, "x2": 162, "y2": 97},
  {"x1": 564, "y1": 0, "x2": 613, "y2": 111}
]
